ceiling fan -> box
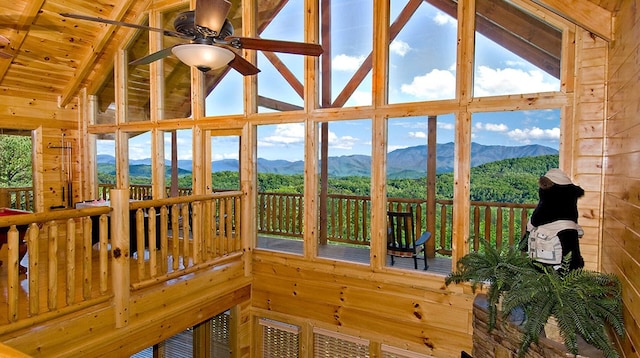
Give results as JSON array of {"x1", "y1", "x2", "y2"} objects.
[
  {"x1": 61, "y1": 0, "x2": 323, "y2": 76},
  {"x1": 0, "y1": 35, "x2": 12, "y2": 59}
]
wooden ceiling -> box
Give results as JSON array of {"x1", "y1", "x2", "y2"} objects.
[{"x1": 0, "y1": 0, "x2": 620, "y2": 109}]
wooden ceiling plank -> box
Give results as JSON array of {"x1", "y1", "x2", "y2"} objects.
[
  {"x1": 531, "y1": 0, "x2": 612, "y2": 40},
  {"x1": 0, "y1": 0, "x2": 46, "y2": 84},
  {"x1": 58, "y1": 0, "x2": 147, "y2": 108}
]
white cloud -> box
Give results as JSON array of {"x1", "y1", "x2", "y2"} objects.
[
  {"x1": 390, "y1": 40, "x2": 411, "y2": 56},
  {"x1": 260, "y1": 123, "x2": 305, "y2": 146},
  {"x1": 434, "y1": 12, "x2": 457, "y2": 27},
  {"x1": 349, "y1": 90, "x2": 372, "y2": 106},
  {"x1": 474, "y1": 66, "x2": 557, "y2": 97},
  {"x1": 507, "y1": 127, "x2": 560, "y2": 144},
  {"x1": 475, "y1": 122, "x2": 509, "y2": 132},
  {"x1": 333, "y1": 54, "x2": 366, "y2": 71},
  {"x1": 211, "y1": 152, "x2": 238, "y2": 161},
  {"x1": 438, "y1": 122, "x2": 454, "y2": 130},
  {"x1": 409, "y1": 131, "x2": 427, "y2": 139},
  {"x1": 328, "y1": 131, "x2": 359, "y2": 150},
  {"x1": 401, "y1": 69, "x2": 456, "y2": 100}
]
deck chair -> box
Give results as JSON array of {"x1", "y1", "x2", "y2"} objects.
[{"x1": 387, "y1": 208, "x2": 431, "y2": 270}]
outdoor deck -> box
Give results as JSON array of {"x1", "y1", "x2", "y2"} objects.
[{"x1": 258, "y1": 236, "x2": 453, "y2": 275}]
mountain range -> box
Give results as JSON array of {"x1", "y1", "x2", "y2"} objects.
[{"x1": 97, "y1": 142, "x2": 558, "y2": 178}]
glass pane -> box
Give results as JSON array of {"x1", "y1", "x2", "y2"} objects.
[
  {"x1": 96, "y1": 134, "x2": 116, "y2": 200},
  {"x1": 95, "y1": 70, "x2": 115, "y2": 125},
  {"x1": 205, "y1": 0, "x2": 244, "y2": 117},
  {"x1": 473, "y1": 0, "x2": 561, "y2": 97},
  {"x1": 386, "y1": 115, "x2": 454, "y2": 271},
  {"x1": 211, "y1": 135, "x2": 240, "y2": 191},
  {"x1": 257, "y1": 0, "x2": 305, "y2": 113},
  {"x1": 321, "y1": 0, "x2": 373, "y2": 107},
  {"x1": 164, "y1": 130, "x2": 193, "y2": 196},
  {"x1": 317, "y1": 119, "x2": 372, "y2": 264},
  {"x1": 468, "y1": 109, "x2": 560, "y2": 252},
  {"x1": 127, "y1": 24, "x2": 151, "y2": 122},
  {"x1": 163, "y1": 5, "x2": 192, "y2": 120},
  {"x1": 255, "y1": 123, "x2": 305, "y2": 254},
  {"x1": 388, "y1": 0, "x2": 457, "y2": 104},
  {"x1": 128, "y1": 132, "x2": 152, "y2": 194}
]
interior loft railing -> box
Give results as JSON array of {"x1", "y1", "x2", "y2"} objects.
[
  {"x1": 3, "y1": 185, "x2": 535, "y2": 256},
  {"x1": 0, "y1": 191, "x2": 243, "y2": 328}
]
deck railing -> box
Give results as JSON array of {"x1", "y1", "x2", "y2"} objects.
[
  {"x1": 0, "y1": 187, "x2": 34, "y2": 212},
  {"x1": 0, "y1": 190, "x2": 243, "y2": 328},
  {"x1": 257, "y1": 192, "x2": 536, "y2": 255}
]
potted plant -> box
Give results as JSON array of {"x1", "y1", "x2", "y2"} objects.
[{"x1": 445, "y1": 240, "x2": 625, "y2": 358}]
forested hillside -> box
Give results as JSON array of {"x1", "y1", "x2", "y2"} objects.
[
  {"x1": 215, "y1": 155, "x2": 559, "y2": 204},
  {"x1": 98, "y1": 154, "x2": 559, "y2": 204}
]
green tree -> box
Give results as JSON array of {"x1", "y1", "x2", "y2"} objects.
[{"x1": 0, "y1": 135, "x2": 32, "y2": 187}]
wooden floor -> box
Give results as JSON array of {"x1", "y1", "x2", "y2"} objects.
[{"x1": 257, "y1": 236, "x2": 453, "y2": 275}]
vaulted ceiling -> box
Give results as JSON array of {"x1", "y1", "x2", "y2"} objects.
[{"x1": 0, "y1": 0, "x2": 621, "y2": 109}]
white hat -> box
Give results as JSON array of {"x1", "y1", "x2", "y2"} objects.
[{"x1": 544, "y1": 168, "x2": 573, "y2": 185}]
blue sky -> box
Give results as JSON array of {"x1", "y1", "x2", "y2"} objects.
[{"x1": 100, "y1": 0, "x2": 561, "y2": 162}]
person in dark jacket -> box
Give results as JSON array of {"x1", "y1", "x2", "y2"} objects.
[{"x1": 525, "y1": 168, "x2": 585, "y2": 272}]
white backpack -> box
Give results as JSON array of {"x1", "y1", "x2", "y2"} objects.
[{"x1": 527, "y1": 220, "x2": 583, "y2": 265}]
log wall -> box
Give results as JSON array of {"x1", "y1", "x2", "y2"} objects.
[{"x1": 602, "y1": 0, "x2": 640, "y2": 356}]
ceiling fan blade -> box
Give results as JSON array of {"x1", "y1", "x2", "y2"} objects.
[
  {"x1": 0, "y1": 35, "x2": 9, "y2": 45},
  {"x1": 129, "y1": 46, "x2": 177, "y2": 66},
  {"x1": 60, "y1": 13, "x2": 193, "y2": 40},
  {"x1": 227, "y1": 53, "x2": 260, "y2": 76},
  {"x1": 195, "y1": 0, "x2": 231, "y2": 35},
  {"x1": 226, "y1": 37, "x2": 323, "y2": 56}
]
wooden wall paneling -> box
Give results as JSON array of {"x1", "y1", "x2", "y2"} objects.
[
  {"x1": 251, "y1": 256, "x2": 474, "y2": 356},
  {"x1": 572, "y1": 28, "x2": 607, "y2": 270},
  {"x1": 603, "y1": 0, "x2": 640, "y2": 355}
]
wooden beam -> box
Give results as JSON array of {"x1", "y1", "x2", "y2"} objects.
[
  {"x1": 58, "y1": 0, "x2": 148, "y2": 108},
  {"x1": 0, "y1": 0, "x2": 46, "y2": 84},
  {"x1": 531, "y1": 0, "x2": 612, "y2": 41}
]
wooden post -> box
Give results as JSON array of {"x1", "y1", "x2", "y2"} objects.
[
  {"x1": 0, "y1": 188, "x2": 9, "y2": 207},
  {"x1": 110, "y1": 189, "x2": 130, "y2": 328},
  {"x1": 426, "y1": 116, "x2": 437, "y2": 257}
]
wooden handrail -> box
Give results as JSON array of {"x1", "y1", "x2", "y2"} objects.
[{"x1": 0, "y1": 190, "x2": 244, "y2": 328}]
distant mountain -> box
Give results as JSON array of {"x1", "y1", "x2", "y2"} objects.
[{"x1": 97, "y1": 142, "x2": 558, "y2": 179}]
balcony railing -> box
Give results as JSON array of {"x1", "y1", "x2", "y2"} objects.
[
  {"x1": 0, "y1": 190, "x2": 242, "y2": 327},
  {"x1": 4, "y1": 184, "x2": 535, "y2": 257}
]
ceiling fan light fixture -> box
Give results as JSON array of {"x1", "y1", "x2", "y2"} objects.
[{"x1": 171, "y1": 44, "x2": 234, "y2": 72}]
